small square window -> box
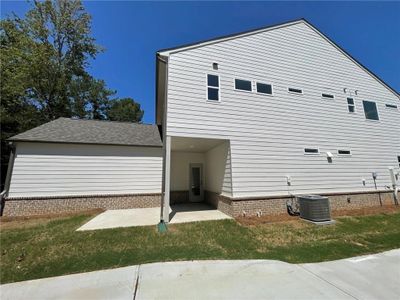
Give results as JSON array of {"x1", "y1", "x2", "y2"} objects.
[
  {"x1": 363, "y1": 100, "x2": 379, "y2": 120},
  {"x1": 256, "y1": 82, "x2": 272, "y2": 95},
  {"x1": 235, "y1": 79, "x2": 252, "y2": 91}
]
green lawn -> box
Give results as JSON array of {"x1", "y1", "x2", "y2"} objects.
[{"x1": 1, "y1": 210, "x2": 400, "y2": 284}]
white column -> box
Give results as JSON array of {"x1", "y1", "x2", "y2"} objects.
[{"x1": 162, "y1": 135, "x2": 171, "y2": 222}]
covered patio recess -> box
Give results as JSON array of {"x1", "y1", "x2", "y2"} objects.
[{"x1": 161, "y1": 136, "x2": 233, "y2": 222}]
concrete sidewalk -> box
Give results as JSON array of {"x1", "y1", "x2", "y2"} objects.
[{"x1": 1, "y1": 249, "x2": 399, "y2": 300}]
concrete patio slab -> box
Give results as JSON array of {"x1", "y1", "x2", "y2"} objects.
[
  {"x1": 169, "y1": 203, "x2": 232, "y2": 224},
  {"x1": 77, "y1": 203, "x2": 231, "y2": 231},
  {"x1": 0, "y1": 266, "x2": 137, "y2": 300},
  {"x1": 77, "y1": 207, "x2": 160, "y2": 230}
]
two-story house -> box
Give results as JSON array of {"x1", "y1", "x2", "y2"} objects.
[
  {"x1": 156, "y1": 18, "x2": 400, "y2": 221},
  {"x1": 2, "y1": 19, "x2": 399, "y2": 218}
]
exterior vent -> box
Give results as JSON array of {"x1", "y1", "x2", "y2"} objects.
[{"x1": 298, "y1": 195, "x2": 331, "y2": 222}]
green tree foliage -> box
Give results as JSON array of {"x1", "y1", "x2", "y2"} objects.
[
  {"x1": 108, "y1": 98, "x2": 144, "y2": 123},
  {"x1": 0, "y1": 0, "x2": 143, "y2": 189}
]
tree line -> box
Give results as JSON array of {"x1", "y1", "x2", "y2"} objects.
[{"x1": 0, "y1": 0, "x2": 144, "y2": 189}]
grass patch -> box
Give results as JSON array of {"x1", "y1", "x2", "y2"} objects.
[{"x1": 1, "y1": 210, "x2": 400, "y2": 283}]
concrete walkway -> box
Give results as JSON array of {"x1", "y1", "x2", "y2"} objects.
[
  {"x1": 77, "y1": 203, "x2": 231, "y2": 231},
  {"x1": 1, "y1": 249, "x2": 399, "y2": 300}
]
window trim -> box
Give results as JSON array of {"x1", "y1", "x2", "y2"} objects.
[
  {"x1": 321, "y1": 93, "x2": 335, "y2": 100},
  {"x1": 234, "y1": 78, "x2": 253, "y2": 93},
  {"x1": 288, "y1": 87, "x2": 303, "y2": 95},
  {"x1": 304, "y1": 147, "x2": 320, "y2": 155},
  {"x1": 255, "y1": 82, "x2": 274, "y2": 96},
  {"x1": 362, "y1": 100, "x2": 380, "y2": 121},
  {"x1": 347, "y1": 97, "x2": 356, "y2": 114},
  {"x1": 337, "y1": 149, "x2": 352, "y2": 156},
  {"x1": 206, "y1": 73, "x2": 221, "y2": 102}
]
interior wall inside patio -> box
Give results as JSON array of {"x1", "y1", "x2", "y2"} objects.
[{"x1": 170, "y1": 140, "x2": 231, "y2": 204}]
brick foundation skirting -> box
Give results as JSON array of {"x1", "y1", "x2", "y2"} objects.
[
  {"x1": 205, "y1": 190, "x2": 399, "y2": 217},
  {"x1": 3, "y1": 190, "x2": 398, "y2": 218},
  {"x1": 3, "y1": 193, "x2": 162, "y2": 217},
  {"x1": 205, "y1": 191, "x2": 233, "y2": 216}
]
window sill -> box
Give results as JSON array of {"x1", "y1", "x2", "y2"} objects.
[
  {"x1": 256, "y1": 92, "x2": 274, "y2": 97},
  {"x1": 234, "y1": 88, "x2": 253, "y2": 93},
  {"x1": 365, "y1": 118, "x2": 380, "y2": 123},
  {"x1": 288, "y1": 91, "x2": 304, "y2": 96},
  {"x1": 206, "y1": 100, "x2": 221, "y2": 104}
]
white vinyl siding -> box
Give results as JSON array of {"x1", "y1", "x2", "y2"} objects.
[
  {"x1": 8, "y1": 142, "x2": 162, "y2": 198},
  {"x1": 165, "y1": 22, "x2": 400, "y2": 197},
  {"x1": 170, "y1": 152, "x2": 205, "y2": 191}
]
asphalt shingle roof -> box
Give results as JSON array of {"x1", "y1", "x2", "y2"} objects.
[{"x1": 8, "y1": 118, "x2": 162, "y2": 147}]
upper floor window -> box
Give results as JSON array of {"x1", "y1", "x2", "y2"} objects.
[
  {"x1": 398, "y1": 156, "x2": 400, "y2": 168},
  {"x1": 256, "y1": 82, "x2": 273, "y2": 95},
  {"x1": 288, "y1": 87, "x2": 303, "y2": 94},
  {"x1": 304, "y1": 147, "x2": 319, "y2": 155},
  {"x1": 207, "y1": 74, "x2": 219, "y2": 101},
  {"x1": 347, "y1": 98, "x2": 355, "y2": 113},
  {"x1": 322, "y1": 93, "x2": 335, "y2": 99},
  {"x1": 338, "y1": 149, "x2": 352, "y2": 156},
  {"x1": 235, "y1": 79, "x2": 252, "y2": 92},
  {"x1": 363, "y1": 100, "x2": 379, "y2": 120},
  {"x1": 385, "y1": 104, "x2": 398, "y2": 110}
]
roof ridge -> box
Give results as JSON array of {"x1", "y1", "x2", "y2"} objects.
[
  {"x1": 157, "y1": 18, "x2": 304, "y2": 54},
  {"x1": 58, "y1": 117, "x2": 156, "y2": 126}
]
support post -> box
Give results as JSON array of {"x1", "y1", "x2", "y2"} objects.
[{"x1": 162, "y1": 135, "x2": 171, "y2": 223}]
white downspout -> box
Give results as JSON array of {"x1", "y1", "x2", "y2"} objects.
[{"x1": 388, "y1": 167, "x2": 399, "y2": 205}]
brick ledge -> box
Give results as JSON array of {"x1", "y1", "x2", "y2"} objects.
[{"x1": 6, "y1": 193, "x2": 162, "y2": 201}]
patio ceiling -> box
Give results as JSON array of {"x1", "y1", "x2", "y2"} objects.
[{"x1": 171, "y1": 136, "x2": 227, "y2": 152}]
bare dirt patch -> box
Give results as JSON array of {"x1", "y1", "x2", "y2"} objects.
[
  {"x1": 0, "y1": 209, "x2": 103, "y2": 230},
  {"x1": 236, "y1": 213, "x2": 300, "y2": 226},
  {"x1": 332, "y1": 205, "x2": 400, "y2": 217},
  {"x1": 236, "y1": 205, "x2": 400, "y2": 226}
]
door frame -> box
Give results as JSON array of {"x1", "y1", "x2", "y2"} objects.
[{"x1": 189, "y1": 163, "x2": 204, "y2": 202}]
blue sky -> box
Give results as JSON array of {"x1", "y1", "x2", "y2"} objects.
[{"x1": 2, "y1": 1, "x2": 399, "y2": 124}]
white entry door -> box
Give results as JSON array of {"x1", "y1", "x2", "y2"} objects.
[{"x1": 189, "y1": 163, "x2": 204, "y2": 202}]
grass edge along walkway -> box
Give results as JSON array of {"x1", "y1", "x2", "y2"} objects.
[{"x1": 1, "y1": 209, "x2": 399, "y2": 283}]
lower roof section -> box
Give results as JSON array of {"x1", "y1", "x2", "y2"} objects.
[{"x1": 8, "y1": 117, "x2": 162, "y2": 147}]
